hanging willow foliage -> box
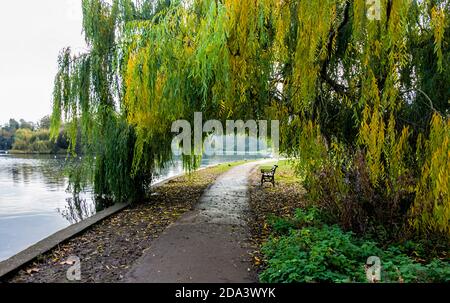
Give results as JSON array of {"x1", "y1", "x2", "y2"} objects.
[
  {"x1": 412, "y1": 114, "x2": 450, "y2": 234},
  {"x1": 51, "y1": 0, "x2": 449, "y2": 236}
]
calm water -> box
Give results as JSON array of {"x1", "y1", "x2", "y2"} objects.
[{"x1": 0, "y1": 154, "x2": 264, "y2": 261}]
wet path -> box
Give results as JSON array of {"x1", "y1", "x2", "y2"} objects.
[{"x1": 125, "y1": 161, "x2": 270, "y2": 283}]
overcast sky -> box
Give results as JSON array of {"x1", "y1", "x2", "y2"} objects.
[{"x1": 0, "y1": 0, "x2": 86, "y2": 125}]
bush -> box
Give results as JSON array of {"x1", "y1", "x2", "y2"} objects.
[
  {"x1": 260, "y1": 208, "x2": 450, "y2": 283},
  {"x1": 304, "y1": 151, "x2": 415, "y2": 239},
  {"x1": 290, "y1": 113, "x2": 450, "y2": 240},
  {"x1": 9, "y1": 127, "x2": 65, "y2": 154},
  {"x1": 30, "y1": 140, "x2": 52, "y2": 153}
]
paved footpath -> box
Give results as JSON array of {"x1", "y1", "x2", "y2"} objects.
[{"x1": 125, "y1": 160, "x2": 270, "y2": 283}]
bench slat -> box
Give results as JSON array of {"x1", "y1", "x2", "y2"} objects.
[{"x1": 261, "y1": 164, "x2": 278, "y2": 186}]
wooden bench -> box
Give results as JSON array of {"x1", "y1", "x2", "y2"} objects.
[{"x1": 261, "y1": 165, "x2": 278, "y2": 186}]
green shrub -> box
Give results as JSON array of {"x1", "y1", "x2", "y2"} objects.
[
  {"x1": 268, "y1": 207, "x2": 323, "y2": 235},
  {"x1": 260, "y1": 208, "x2": 450, "y2": 283}
]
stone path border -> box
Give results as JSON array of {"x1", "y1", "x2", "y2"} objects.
[{"x1": 0, "y1": 202, "x2": 129, "y2": 279}]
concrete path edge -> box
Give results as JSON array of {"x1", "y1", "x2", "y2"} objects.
[{"x1": 0, "y1": 202, "x2": 129, "y2": 279}]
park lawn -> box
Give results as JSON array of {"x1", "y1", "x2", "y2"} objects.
[{"x1": 259, "y1": 160, "x2": 301, "y2": 184}]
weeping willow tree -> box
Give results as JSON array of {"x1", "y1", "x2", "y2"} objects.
[
  {"x1": 51, "y1": 0, "x2": 175, "y2": 203},
  {"x1": 270, "y1": 0, "x2": 450, "y2": 237},
  {"x1": 51, "y1": 0, "x2": 449, "y2": 236}
]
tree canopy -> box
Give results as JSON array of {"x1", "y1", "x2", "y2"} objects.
[{"x1": 51, "y1": 0, "x2": 449, "y2": 236}]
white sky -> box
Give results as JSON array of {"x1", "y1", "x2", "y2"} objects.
[{"x1": 0, "y1": 0, "x2": 85, "y2": 125}]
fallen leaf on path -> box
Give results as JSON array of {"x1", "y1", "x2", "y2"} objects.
[{"x1": 26, "y1": 268, "x2": 40, "y2": 275}]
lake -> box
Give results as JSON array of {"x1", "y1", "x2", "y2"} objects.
[{"x1": 0, "y1": 154, "x2": 266, "y2": 261}]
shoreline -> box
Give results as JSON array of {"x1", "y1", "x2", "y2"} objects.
[{"x1": 5, "y1": 150, "x2": 68, "y2": 155}]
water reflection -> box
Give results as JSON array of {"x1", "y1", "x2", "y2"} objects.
[
  {"x1": 11, "y1": 166, "x2": 19, "y2": 183},
  {"x1": 58, "y1": 193, "x2": 96, "y2": 225},
  {"x1": 6, "y1": 155, "x2": 67, "y2": 189},
  {"x1": 0, "y1": 155, "x2": 96, "y2": 261}
]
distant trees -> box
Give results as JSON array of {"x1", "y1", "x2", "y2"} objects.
[
  {"x1": 8, "y1": 119, "x2": 19, "y2": 131},
  {"x1": 0, "y1": 116, "x2": 69, "y2": 153},
  {"x1": 12, "y1": 128, "x2": 52, "y2": 153},
  {"x1": 38, "y1": 116, "x2": 51, "y2": 130},
  {"x1": 19, "y1": 119, "x2": 34, "y2": 130},
  {"x1": 0, "y1": 128, "x2": 14, "y2": 150}
]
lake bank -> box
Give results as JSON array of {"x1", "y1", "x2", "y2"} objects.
[{"x1": 7, "y1": 150, "x2": 67, "y2": 155}]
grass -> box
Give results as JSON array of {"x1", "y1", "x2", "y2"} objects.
[
  {"x1": 186, "y1": 159, "x2": 256, "y2": 178},
  {"x1": 259, "y1": 159, "x2": 301, "y2": 184},
  {"x1": 209, "y1": 160, "x2": 250, "y2": 174}
]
